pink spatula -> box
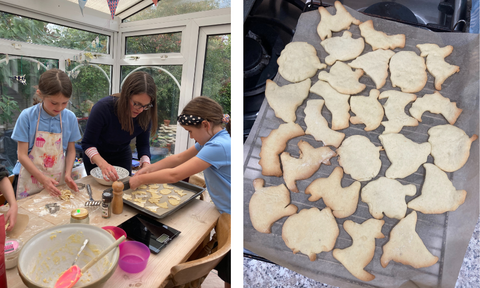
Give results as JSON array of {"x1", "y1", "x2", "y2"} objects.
[{"x1": 54, "y1": 235, "x2": 126, "y2": 288}]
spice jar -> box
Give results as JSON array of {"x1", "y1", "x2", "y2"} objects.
[
  {"x1": 70, "y1": 208, "x2": 89, "y2": 224},
  {"x1": 112, "y1": 181, "x2": 124, "y2": 214},
  {"x1": 102, "y1": 191, "x2": 113, "y2": 219}
]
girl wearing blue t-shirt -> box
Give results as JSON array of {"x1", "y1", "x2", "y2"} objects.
[
  {"x1": 11, "y1": 69, "x2": 82, "y2": 198},
  {"x1": 130, "y1": 96, "x2": 231, "y2": 214}
]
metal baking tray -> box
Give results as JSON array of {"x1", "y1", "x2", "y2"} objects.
[
  {"x1": 243, "y1": 6, "x2": 479, "y2": 288},
  {"x1": 104, "y1": 180, "x2": 205, "y2": 219}
]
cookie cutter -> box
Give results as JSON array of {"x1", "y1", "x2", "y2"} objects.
[{"x1": 45, "y1": 203, "x2": 60, "y2": 214}]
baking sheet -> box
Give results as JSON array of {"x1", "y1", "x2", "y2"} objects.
[
  {"x1": 119, "y1": 181, "x2": 204, "y2": 219},
  {"x1": 243, "y1": 6, "x2": 479, "y2": 288}
]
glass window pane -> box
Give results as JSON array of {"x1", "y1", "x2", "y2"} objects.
[
  {"x1": 201, "y1": 34, "x2": 231, "y2": 115},
  {"x1": 121, "y1": 65, "x2": 181, "y2": 162},
  {"x1": 126, "y1": 32, "x2": 182, "y2": 55},
  {"x1": 0, "y1": 11, "x2": 109, "y2": 53},
  {"x1": 123, "y1": 0, "x2": 231, "y2": 23},
  {"x1": 0, "y1": 54, "x2": 59, "y2": 173}
]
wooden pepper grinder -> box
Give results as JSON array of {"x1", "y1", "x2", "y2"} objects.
[{"x1": 112, "y1": 181, "x2": 124, "y2": 214}]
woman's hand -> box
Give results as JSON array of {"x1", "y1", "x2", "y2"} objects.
[
  {"x1": 129, "y1": 175, "x2": 142, "y2": 191},
  {"x1": 99, "y1": 163, "x2": 119, "y2": 182},
  {"x1": 134, "y1": 165, "x2": 151, "y2": 176},
  {"x1": 140, "y1": 162, "x2": 150, "y2": 169},
  {"x1": 65, "y1": 175, "x2": 79, "y2": 192},
  {"x1": 41, "y1": 176, "x2": 61, "y2": 196},
  {"x1": 5, "y1": 202, "x2": 17, "y2": 231}
]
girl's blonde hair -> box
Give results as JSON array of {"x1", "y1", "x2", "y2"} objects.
[{"x1": 181, "y1": 96, "x2": 231, "y2": 135}]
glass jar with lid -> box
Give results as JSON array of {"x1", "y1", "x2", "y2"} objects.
[{"x1": 70, "y1": 208, "x2": 90, "y2": 224}]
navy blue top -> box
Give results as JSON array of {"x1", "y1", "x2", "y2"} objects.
[{"x1": 81, "y1": 96, "x2": 151, "y2": 159}]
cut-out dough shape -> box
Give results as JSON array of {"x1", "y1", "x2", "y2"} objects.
[
  {"x1": 379, "y1": 133, "x2": 431, "y2": 179},
  {"x1": 265, "y1": 79, "x2": 311, "y2": 123},
  {"x1": 348, "y1": 49, "x2": 395, "y2": 89},
  {"x1": 281, "y1": 140, "x2": 336, "y2": 193},
  {"x1": 305, "y1": 166, "x2": 360, "y2": 218},
  {"x1": 310, "y1": 80, "x2": 350, "y2": 130},
  {"x1": 350, "y1": 89, "x2": 384, "y2": 131},
  {"x1": 407, "y1": 163, "x2": 467, "y2": 214},
  {"x1": 160, "y1": 189, "x2": 172, "y2": 195},
  {"x1": 361, "y1": 177, "x2": 416, "y2": 219},
  {"x1": 359, "y1": 20, "x2": 405, "y2": 51},
  {"x1": 337, "y1": 135, "x2": 382, "y2": 181},
  {"x1": 282, "y1": 207, "x2": 339, "y2": 261},
  {"x1": 381, "y1": 211, "x2": 439, "y2": 268},
  {"x1": 277, "y1": 42, "x2": 327, "y2": 82},
  {"x1": 417, "y1": 43, "x2": 459, "y2": 90},
  {"x1": 318, "y1": 61, "x2": 366, "y2": 95},
  {"x1": 321, "y1": 31, "x2": 364, "y2": 65},
  {"x1": 249, "y1": 179, "x2": 298, "y2": 234},
  {"x1": 317, "y1": 1, "x2": 361, "y2": 40},
  {"x1": 409, "y1": 91, "x2": 462, "y2": 125},
  {"x1": 259, "y1": 122, "x2": 305, "y2": 177},
  {"x1": 389, "y1": 51, "x2": 427, "y2": 93},
  {"x1": 332, "y1": 219, "x2": 385, "y2": 281},
  {"x1": 379, "y1": 90, "x2": 418, "y2": 134},
  {"x1": 428, "y1": 124, "x2": 478, "y2": 172},
  {"x1": 304, "y1": 99, "x2": 345, "y2": 148}
]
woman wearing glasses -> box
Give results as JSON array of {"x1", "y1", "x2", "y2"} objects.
[{"x1": 81, "y1": 71, "x2": 158, "y2": 181}]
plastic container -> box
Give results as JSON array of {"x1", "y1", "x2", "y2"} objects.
[
  {"x1": 118, "y1": 241, "x2": 150, "y2": 273},
  {"x1": 5, "y1": 238, "x2": 23, "y2": 269},
  {"x1": 102, "y1": 226, "x2": 127, "y2": 242}
]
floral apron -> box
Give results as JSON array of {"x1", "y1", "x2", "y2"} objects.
[{"x1": 16, "y1": 105, "x2": 65, "y2": 199}]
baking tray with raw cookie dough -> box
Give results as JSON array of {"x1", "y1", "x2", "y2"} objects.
[
  {"x1": 243, "y1": 5, "x2": 479, "y2": 288},
  {"x1": 110, "y1": 181, "x2": 205, "y2": 219}
]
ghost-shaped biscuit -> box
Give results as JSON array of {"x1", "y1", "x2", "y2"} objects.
[
  {"x1": 310, "y1": 80, "x2": 350, "y2": 130},
  {"x1": 321, "y1": 31, "x2": 364, "y2": 65},
  {"x1": 361, "y1": 177, "x2": 416, "y2": 219},
  {"x1": 350, "y1": 89, "x2": 384, "y2": 131},
  {"x1": 333, "y1": 219, "x2": 385, "y2": 281},
  {"x1": 318, "y1": 61, "x2": 366, "y2": 95}
]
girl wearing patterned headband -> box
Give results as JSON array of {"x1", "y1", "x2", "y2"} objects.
[
  {"x1": 81, "y1": 71, "x2": 158, "y2": 181},
  {"x1": 130, "y1": 96, "x2": 231, "y2": 287}
]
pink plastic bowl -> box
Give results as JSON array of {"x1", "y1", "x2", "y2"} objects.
[
  {"x1": 102, "y1": 226, "x2": 127, "y2": 242},
  {"x1": 118, "y1": 241, "x2": 150, "y2": 273}
]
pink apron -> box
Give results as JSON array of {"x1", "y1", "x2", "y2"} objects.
[{"x1": 16, "y1": 104, "x2": 65, "y2": 199}]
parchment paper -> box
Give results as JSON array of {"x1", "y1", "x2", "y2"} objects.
[{"x1": 243, "y1": 6, "x2": 479, "y2": 288}]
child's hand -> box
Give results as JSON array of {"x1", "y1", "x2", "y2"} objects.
[
  {"x1": 65, "y1": 175, "x2": 79, "y2": 192},
  {"x1": 5, "y1": 203, "x2": 17, "y2": 231},
  {"x1": 41, "y1": 177, "x2": 61, "y2": 196},
  {"x1": 129, "y1": 176, "x2": 142, "y2": 191},
  {"x1": 135, "y1": 166, "x2": 150, "y2": 176}
]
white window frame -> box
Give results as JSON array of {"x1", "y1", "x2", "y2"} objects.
[{"x1": 0, "y1": 0, "x2": 231, "y2": 155}]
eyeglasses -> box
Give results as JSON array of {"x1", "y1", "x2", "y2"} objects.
[{"x1": 132, "y1": 101, "x2": 153, "y2": 111}]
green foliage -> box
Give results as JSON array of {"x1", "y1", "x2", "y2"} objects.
[
  {"x1": 124, "y1": 0, "x2": 227, "y2": 22},
  {"x1": 126, "y1": 32, "x2": 181, "y2": 55},
  {"x1": 0, "y1": 94, "x2": 19, "y2": 129},
  {"x1": 211, "y1": 80, "x2": 230, "y2": 115}
]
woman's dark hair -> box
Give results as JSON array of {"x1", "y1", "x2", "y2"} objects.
[
  {"x1": 181, "y1": 96, "x2": 231, "y2": 135},
  {"x1": 115, "y1": 71, "x2": 158, "y2": 136},
  {"x1": 37, "y1": 69, "x2": 72, "y2": 98}
]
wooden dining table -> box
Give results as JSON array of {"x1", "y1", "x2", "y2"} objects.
[{"x1": 5, "y1": 175, "x2": 220, "y2": 288}]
